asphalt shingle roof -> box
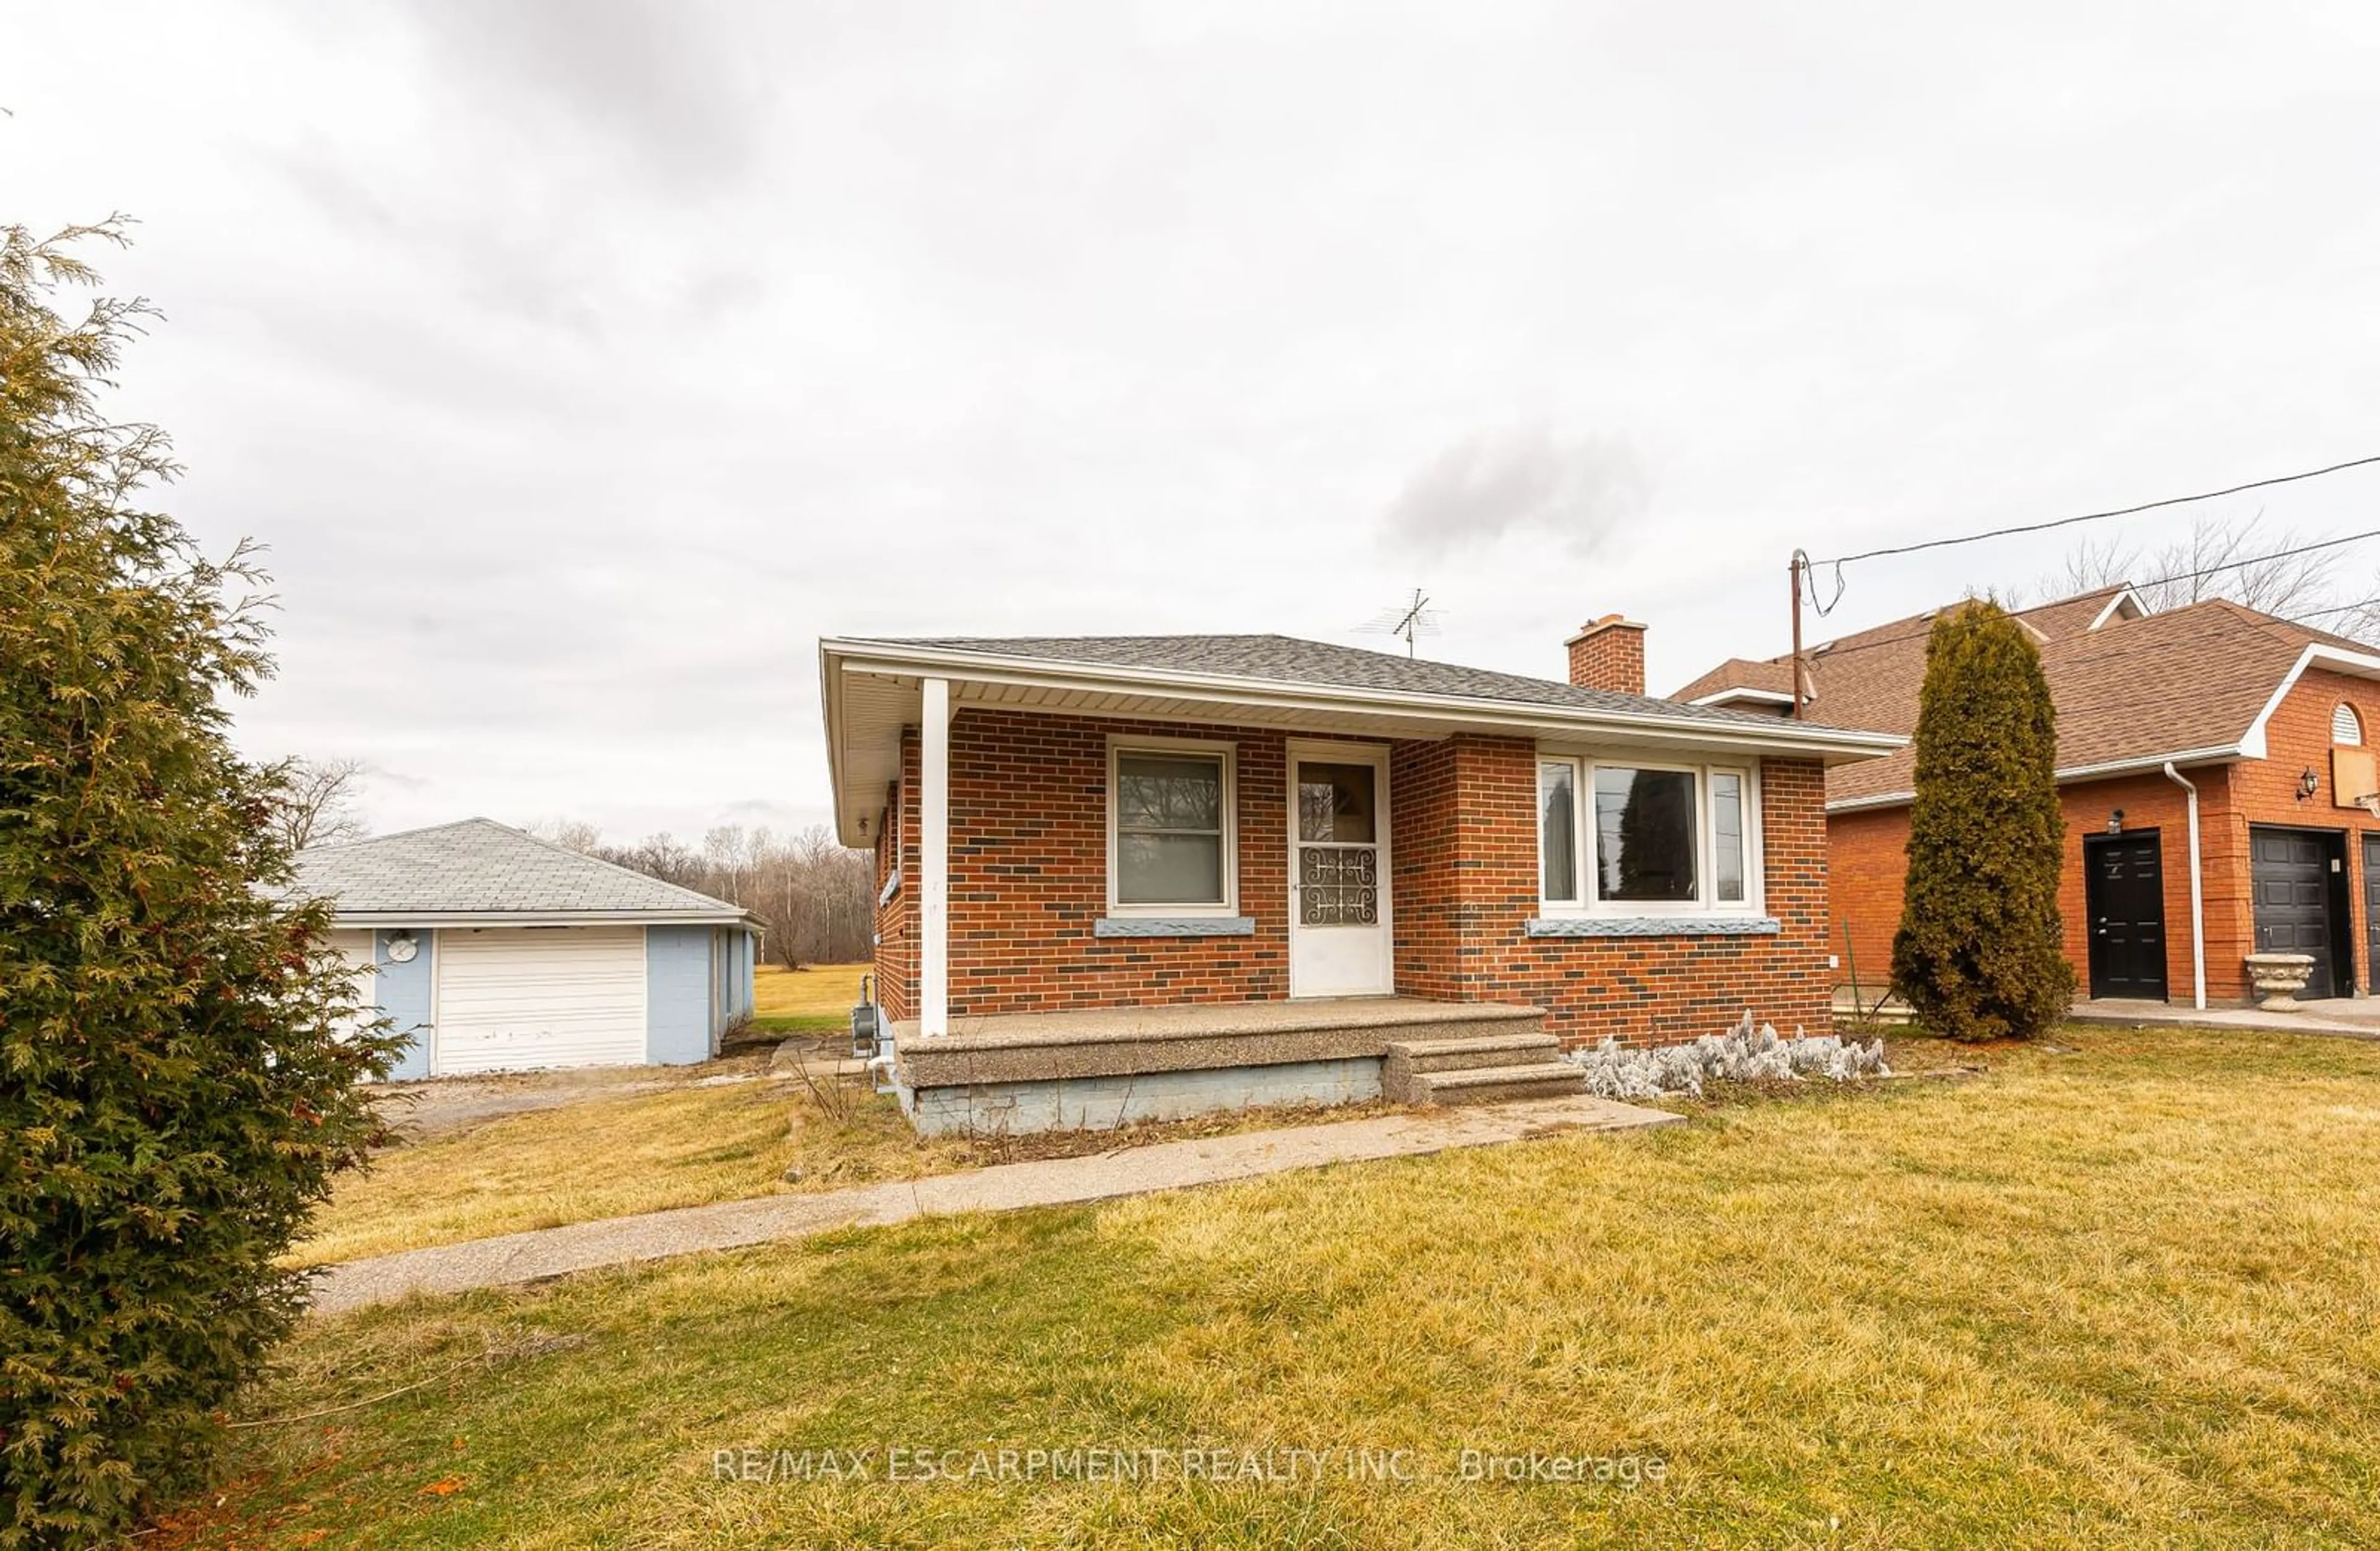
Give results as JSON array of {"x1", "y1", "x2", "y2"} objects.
[
  {"x1": 1674, "y1": 589, "x2": 2375, "y2": 805},
  {"x1": 293, "y1": 819, "x2": 744, "y2": 918},
  {"x1": 863, "y1": 633, "x2": 1818, "y2": 732}
]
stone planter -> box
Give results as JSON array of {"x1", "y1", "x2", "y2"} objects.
[{"x1": 2244, "y1": 952, "x2": 2317, "y2": 1011}]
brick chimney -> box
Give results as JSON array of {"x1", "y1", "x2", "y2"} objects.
[{"x1": 1565, "y1": 614, "x2": 1647, "y2": 696}]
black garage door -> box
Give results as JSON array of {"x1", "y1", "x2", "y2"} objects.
[{"x1": 2250, "y1": 827, "x2": 2347, "y2": 999}]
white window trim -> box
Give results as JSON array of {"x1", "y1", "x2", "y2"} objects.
[
  {"x1": 1106, "y1": 734, "x2": 1240, "y2": 918},
  {"x1": 1534, "y1": 748, "x2": 1764, "y2": 918}
]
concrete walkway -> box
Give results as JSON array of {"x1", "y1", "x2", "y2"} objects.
[
  {"x1": 309, "y1": 1093, "x2": 1677, "y2": 1316},
  {"x1": 2066, "y1": 997, "x2": 2380, "y2": 1039}
]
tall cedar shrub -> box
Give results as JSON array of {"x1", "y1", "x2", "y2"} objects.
[
  {"x1": 0, "y1": 222, "x2": 401, "y2": 1547},
  {"x1": 1890, "y1": 599, "x2": 2074, "y2": 1039}
]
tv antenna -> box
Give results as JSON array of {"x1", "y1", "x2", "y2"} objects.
[{"x1": 1358, "y1": 587, "x2": 1441, "y2": 658}]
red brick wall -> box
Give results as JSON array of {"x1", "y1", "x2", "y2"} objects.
[
  {"x1": 1825, "y1": 805, "x2": 1906, "y2": 1001},
  {"x1": 1830, "y1": 772, "x2": 2243, "y2": 1003},
  {"x1": 875, "y1": 709, "x2": 1291, "y2": 1017},
  {"x1": 868, "y1": 710, "x2": 1833, "y2": 1041},
  {"x1": 1825, "y1": 664, "x2": 2380, "y2": 1006},
  {"x1": 1391, "y1": 736, "x2": 1835, "y2": 1045}
]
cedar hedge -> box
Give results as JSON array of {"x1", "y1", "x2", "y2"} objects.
[
  {"x1": 1890, "y1": 598, "x2": 2074, "y2": 1040},
  {"x1": 1, "y1": 222, "x2": 401, "y2": 1547}
]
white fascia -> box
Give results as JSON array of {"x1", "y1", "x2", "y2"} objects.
[
  {"x1": 2237, "y1": 643, "x2": 2380, "y2": 759},
  {"x1": 823, "y1": 639, "x2": 1905, "y2": 758},
  {"x1": 1825, "y1": 744, "x2": 2246, "y2": 814},
  {"x1": 1685, "y1": 687, "x2": 1795, "y2": 709},
  {"x1": 331, "y1": 911, "x2": 754, "y2": 928},
  {"x1": 2086, "y1": 587, "x2": 2146, "y2": 631}
]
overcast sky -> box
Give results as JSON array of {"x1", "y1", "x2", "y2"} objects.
[{"x1": 10, "y1": 1, "x2": 2380, "y2": 844}]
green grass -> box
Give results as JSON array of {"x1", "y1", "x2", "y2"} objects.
[{"x1": 164, "y1": 1025, "x2": 2380, "y2": 1548}]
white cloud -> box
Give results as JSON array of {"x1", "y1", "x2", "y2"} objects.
[{"x1": 1381, "y1": 426, "x2": 1647, "y2": 559}]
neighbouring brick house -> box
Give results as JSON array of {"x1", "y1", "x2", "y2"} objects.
[
  {"x1": 819, "y1": 624, "x2": 1895, "y2": 1132},
  {"x1": 1675, "y1": 584, "x2": 2380, "y2": 1009}
]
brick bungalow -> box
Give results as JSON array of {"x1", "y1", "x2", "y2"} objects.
[
  {"x1": 819, "y1": 626, "x2": 1896, "y2": 1132},
  {"x1": 1675, "y1": 585, "x2": 2380, "y2": 1009}
]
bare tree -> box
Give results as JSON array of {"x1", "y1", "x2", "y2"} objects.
[
  {"x1": 516, "y1": 817, "x2": 879, "y2": 964},
  {"x1": 272, "y1": 757, "x2": 368, "y2": 851},
  {"x1": 2029, "y1": 510, "x2": 2343, "y2": 623},
  {"x1": 527, "y1": 817, "x2": 606, "y2": 854}
]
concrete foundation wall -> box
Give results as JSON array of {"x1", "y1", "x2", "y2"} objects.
[{"x1": 906, "y1": 1057, "x2": 1382, "y2": 1136}]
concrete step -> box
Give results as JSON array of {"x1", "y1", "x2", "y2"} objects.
[
  {"x1": 1401, "y1": 1060, "x2": 1587, "y2": 1107},
  {"x1": 1391, "y1": 1030, "x2": 1561, "y2": 1070},
  {"x1": 1382, "y1": 1027, "x2": 1556, "y2": 1102}
]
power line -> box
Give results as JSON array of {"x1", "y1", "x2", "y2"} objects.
[
  {"x1": 1810, "y1": 454, "x2": 2380, "y2": 568},
  {"x1": 2287, "y1": 597, "x2": 2380, "y2": 621},
  {"x1": 2128, "y1": 526, "x2": 2380, "y2": 594},
  {"x1": 1789, "y1": 528, "x2": 2380, "y2": 668}
]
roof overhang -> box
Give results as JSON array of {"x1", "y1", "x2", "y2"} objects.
[
  {"x1": 332, "y1": 910, "x2": 758, "y2": 929},
  {"x1": 1685, "y1": 687, "x2": 1796, "y2": 710},
  {"x1": 2239, "y1": 643, "x2": 2380, "y2": 758},
  {"x1": 1827, "y1": 744, "x2": 2249, "y2": 814},
  {"x1": 822, "y1": 636, "x2": 1905, "y2": 846},
  {"x1": 2087, "y1": 586, "x2": 2146, "y2": 631}
]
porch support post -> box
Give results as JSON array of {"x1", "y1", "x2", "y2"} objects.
[{"x1": 920, "y1": 675, "x2": 951, "y2": 1037}]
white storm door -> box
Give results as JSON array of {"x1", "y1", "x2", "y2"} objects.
[
  {"x1": 1287, "y1": 743, "x2": 1393, "y2": 998},
  {"x1": 432, "y1": 926, "x2": 648, "y2": 1073}
]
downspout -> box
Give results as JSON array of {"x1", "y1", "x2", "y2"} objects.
[{"x1": 2162, "y1": 763, "x2": 2206, "y2": 1010}]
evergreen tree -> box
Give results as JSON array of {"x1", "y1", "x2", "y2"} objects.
[
  {"x1": 1890, "y1": 598, "x2": 2074, "y2": 1039},
  {"x1": 1, "y1": 221, "x2": 400, "y2": 1547}
]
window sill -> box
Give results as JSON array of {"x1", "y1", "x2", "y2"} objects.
[
  {"x1": 1095, "y1": 915, "x2": 1256, "y2": 938},
  {"x1": 1526, "y1": 915, "x2": 1780, "y2": 938}
]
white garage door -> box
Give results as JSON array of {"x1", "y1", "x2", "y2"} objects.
[{"x1": 433, "y1": 926, "x2": 647, "y2": 1074}]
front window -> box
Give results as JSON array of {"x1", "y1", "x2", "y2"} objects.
[
  {"x1": 1539, "y1": 762, "x2": 1579, "y2": 904},
  {"x1": 1711, "y1": 771, "x2": 1747, "y2": 903},
  {"x1": 1110, "y1": 742, "x2": 1235, "y2": 912},
  {"x1": 1592, "y1": 767, "x2": 1698, "y2": 902},
  {"x1": 1538, "y1": 755, "x2": 1755, "y2": 913}
]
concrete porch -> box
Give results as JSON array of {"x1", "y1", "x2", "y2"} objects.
[{"x1": 889, "y1": 996, "x2": 1587, "y2": 1135}]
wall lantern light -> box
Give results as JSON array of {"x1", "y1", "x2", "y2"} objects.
[
  {"x1": 2106, "y1": 809, "x2": 2123, "y2": 835},
  {"x1": 2299, "y1": 767, "x2": 2321, "y2": 801}
]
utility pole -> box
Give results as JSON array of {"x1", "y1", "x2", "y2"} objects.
[{"x1": 1788, "y1": 550, "x2": 1806, "y2": 720}]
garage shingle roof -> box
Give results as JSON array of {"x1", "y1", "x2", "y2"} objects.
[
  {"x1": 293, "y1": 819, "x2": 745, "y2": 918},
  {"x1": 863, "y1": 633, "x2": 1810, "y2": 731}
]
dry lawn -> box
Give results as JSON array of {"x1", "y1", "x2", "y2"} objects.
[
  {"x1": 179, "y1": 1024, "x2": 2380, "y2": 1548},
  {"x1": 288, "y1": 1077, "x2": 807, "y2": 1268},
  {"x1": 299, "y1": 1068, "x2": 1412, "y2": 1267},
  {"x1": 752, "y1": 962, "x2": 869, "y2": 1030}
]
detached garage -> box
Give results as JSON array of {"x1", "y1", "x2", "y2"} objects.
[{"x1": 294, "y1": 819, "x2": 760, "y2": 1080}]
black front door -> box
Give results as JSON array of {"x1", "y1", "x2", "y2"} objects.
[
  {"x1": 2250, "y1": 826, "x2": 2346, "y2": 999},
  {"x1": 2085, "y1": 832, "x2": 2167, "y2": 999},
  {"x1": 2363, "y1": 833, "x2": 2380, "y2": 998}
]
